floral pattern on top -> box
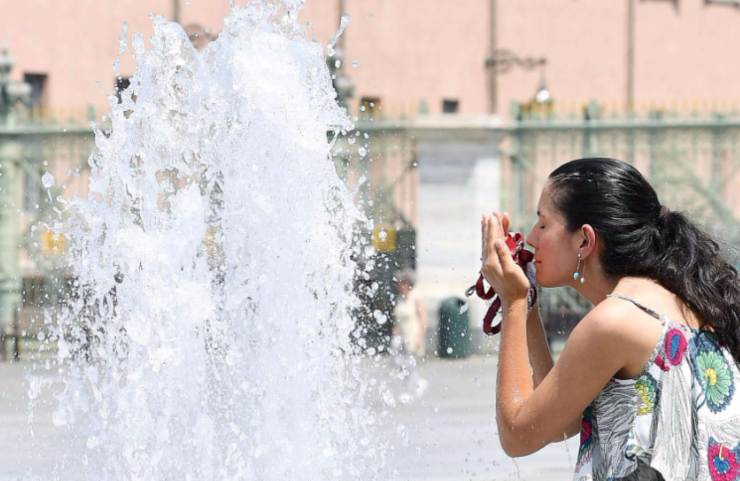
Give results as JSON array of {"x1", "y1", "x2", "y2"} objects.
[
  {"x1": 634, "y1": 373, "x2": 658, "y2": 416},
  {"x1": 572, "y1": 293, "x2": 740, "y2": 481},
  {"x1": 576, "y1": 406, "x2": 594, "y2": 472},
  {"x1": 707, "y1": 438, "x2": 740, "y2": 481},
  {"x1": 691, "y1": 331, "x2": 735, "y2": 414},
  {"x1": 664, "y1": 328, "x2": 688, "y2": 366}
]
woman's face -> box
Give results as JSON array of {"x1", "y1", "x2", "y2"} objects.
[{"x1": 525, "y1": 185, "x2": 584, "y2": 288}]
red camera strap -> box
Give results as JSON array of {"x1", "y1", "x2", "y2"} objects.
[{"x1": 466, "y1": 232, "x2": 535, "y2": 335}]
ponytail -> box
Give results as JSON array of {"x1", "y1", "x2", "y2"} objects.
[
  {"x1": 651, "y1": 210, "x2": 739, "y2": 363},
  {"x1": 548, "y1": 158, "x2": 740, "y2": 363}
]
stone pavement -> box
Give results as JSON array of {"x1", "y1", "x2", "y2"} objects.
[
  {"x1": 0, "y1": 355, "x2": 578, "y2": 481},
  {"x1": 370, "y1": 354, "x2": 578, "y2": 481}
]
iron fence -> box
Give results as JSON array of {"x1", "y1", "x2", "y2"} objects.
[{"x1": 3, "y1": 111, "x2": 739, "y2": 355}]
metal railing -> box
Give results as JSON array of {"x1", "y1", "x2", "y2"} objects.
[{"x1": 3, "y1": 109, "x2": 739, "y2": 356}]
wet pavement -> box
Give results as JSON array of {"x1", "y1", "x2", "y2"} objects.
[{"x1": 0, "y1": 354, "x2": 577, "y2": 481}]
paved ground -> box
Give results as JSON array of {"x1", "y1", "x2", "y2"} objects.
[
  {"x1": 0, "y1": 354, "x2": 578, "y2": 481},
  {"x1": 369, "y1": 354, "x2": 578, "y2": 481}
]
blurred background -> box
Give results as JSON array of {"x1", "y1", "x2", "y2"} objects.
[{"x1": 0, "y1": 0, "x2": 738, "y2": 360}]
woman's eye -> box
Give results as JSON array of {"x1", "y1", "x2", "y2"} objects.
[{"x1": 539, "y1": 225, "x2": 545, "y2": 229}]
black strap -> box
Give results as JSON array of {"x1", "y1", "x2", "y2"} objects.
[{"x1": 606, "y1": 293, "x2": 663, "y2": 321}]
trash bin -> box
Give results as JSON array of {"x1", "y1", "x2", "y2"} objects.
[{"x1": 438, "y1": 297, "x2": 472, "y2": 359}]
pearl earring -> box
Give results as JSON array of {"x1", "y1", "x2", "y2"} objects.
[{"x1": 573, "y1": 252, "x2": 585, "y2": 284}]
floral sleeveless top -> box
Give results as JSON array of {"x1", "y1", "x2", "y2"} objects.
[{"x1": 573, "y1": 294, "x2": 740, "y2": 481}]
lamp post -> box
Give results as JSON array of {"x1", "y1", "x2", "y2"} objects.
[
  {"x1": 485, "y1": 49, "x2": 547, "y2": 76},
  {"x1": 485, "y1": 48, "x2": 547, "y2": 116},
  {"x1": 0, "y1": 47, "x2": 13, "y2": 121},
  {"x1": 1, "y1": 48, "x2": 31, "y2": 122},
  {"x1": 172, "y1": 0, "x2": 181, "y2": 23},
  {"x1": 0, "y1": 46, "x2": 30, "y2": 359},
  {"x1": 487, "y1": 0, "x2": 498, "y2": 114},
  {"x1": 0, "y1": 47, "x2": 31, "y2": 123}
]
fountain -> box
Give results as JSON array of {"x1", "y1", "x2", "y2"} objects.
[{"x1": 30, "y1": 2, "x2": 383, "y2": 479}]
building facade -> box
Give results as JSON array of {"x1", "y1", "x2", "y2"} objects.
[{"x1": 6, "y1": 1, "x2": 740, "y2": 121}]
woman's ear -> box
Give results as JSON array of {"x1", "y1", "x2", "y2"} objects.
[{"x1": 580, "y1": 224, "x2": 598, "y2": 258}]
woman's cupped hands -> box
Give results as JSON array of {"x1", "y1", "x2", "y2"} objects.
[{"x1": 480, "y1": 212, "x2": 531, "y2": 306}]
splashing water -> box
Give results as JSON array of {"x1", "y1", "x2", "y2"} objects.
[{"x1": 44, "y1": 3, "x2": 380, "y2": 480}]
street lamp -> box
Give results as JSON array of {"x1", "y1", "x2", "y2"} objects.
[
  {"x1": 0, "y1": 46, "x2": 31, "y2": 123},
  {"x1": 0, "y1": 46, "x2": 31, "y2": 359},
  {"x1": 534, "y1": 81, "x2": 552, "y2": 105},
  {"x1": 485, "y1": 49, "x2": 547, "y2": 115},
  {"x1": 485, "y1": 49, "x2": 547, "y2": 74}
]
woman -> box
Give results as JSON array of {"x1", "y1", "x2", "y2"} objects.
[{"x1": 481, "y1": 158, "x2": 739, "y2": 480}]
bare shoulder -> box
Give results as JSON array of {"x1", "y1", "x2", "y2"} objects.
[
  {"x1": 572, "y1": 297, "x2": 645, "y2": 342},
  {"x1": 568, "y1": 296, "x2": 664, "y2": 378}
]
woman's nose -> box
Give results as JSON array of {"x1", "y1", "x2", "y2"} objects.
[{"x1": 525, "y1": 227, "x2": 537, "y2": 249}]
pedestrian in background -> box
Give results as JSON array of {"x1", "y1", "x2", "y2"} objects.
[{"x1": 392, "y1": 268, "x2": 428, "y2": 402}]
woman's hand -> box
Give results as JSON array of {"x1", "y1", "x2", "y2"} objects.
[{"x1": 481, "y1": 212, "x2": 531, "y2": 305}]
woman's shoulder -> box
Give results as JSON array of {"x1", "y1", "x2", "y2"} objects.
[
  {"x1": 574, "y1": 296, "x2": 666, "y2": 379},
  {"x1": 565, "y1": 300, "x2": 650, "y2": 360},
  {"x1": 579, "y1": 296, "x2": 661, "y2": 341}
]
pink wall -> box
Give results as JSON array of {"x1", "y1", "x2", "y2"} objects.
[
  {"x1": 0, "y1": 0, "x2": 333, "y2": 120},
  {"x1": 496, "y1": 0, "x2": 740, "y2": 115},
  {"x1": 340, "y1": 0, "x2": 489, "y2": 117},
  {"x1": 3, "y1": 0, "x2": 740, "y2": 121}
]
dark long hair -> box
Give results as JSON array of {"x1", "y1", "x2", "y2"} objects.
[{"x1": 548, "y1": 157, "x2": 739, "y2": 363}]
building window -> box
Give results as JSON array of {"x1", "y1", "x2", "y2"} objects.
[
  {"x1": 359, "y1": 96, "x2": 381, "y2": 119},
  {"x1": 115, "y1": 76, "x2": 131, "y2": 103},
  {"x1": 442, "y1": 99, "x2": 459, "y2": 114},
  {"x1": 23, "y1": 73, "x2": 47, "y2": 116}
]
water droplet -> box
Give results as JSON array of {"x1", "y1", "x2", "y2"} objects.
[
  {"x1": 358, "y1": 146, "x2": 367, "y2": 157},
  {"x1": 351, "y1": 60, "x2": 360, "y2": 69},
  {"x1": 372, "y1": 309, "x2": 387, "y2": 324},
  {"x1": 41, "y1": 172, "x2": 55, "y2": 189}
]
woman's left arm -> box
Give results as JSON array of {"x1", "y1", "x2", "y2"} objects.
[{"x1": 495, "y1": 299, "x2": 633, "y2": 456}]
